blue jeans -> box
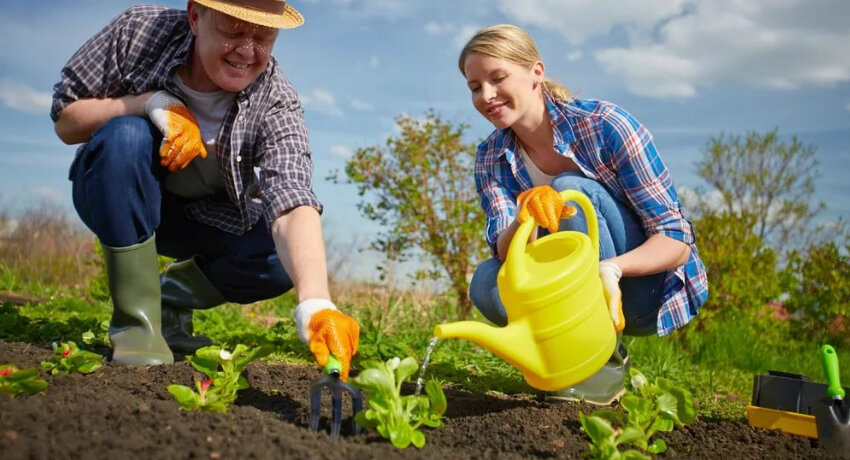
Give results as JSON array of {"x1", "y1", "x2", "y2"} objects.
[
  {"x1": 469, "y1": 172, "x2": 665, "y2": 336},
  {"x1": 70, "y1": 115, "x2": 293, "y2": 304}
]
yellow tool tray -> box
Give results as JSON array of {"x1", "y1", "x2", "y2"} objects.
[{"x1": 746, "y1": 405, "x2": 818, "y2": 439}]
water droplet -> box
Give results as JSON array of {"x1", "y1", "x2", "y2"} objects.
[{"x1": 414, "y1": 336, "x2": 440, "y2": 396}]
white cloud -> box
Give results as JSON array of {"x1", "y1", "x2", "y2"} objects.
[
  {"x1": 31, "y1": 187, "x2": 66, "y2": 204},
  {"x1": 566, "y1": 51, "x2": 583, "y2": 62},
  {"x1": 0, "y1": 80, "x2": 52, "y2": 114},
  {"x1": 497, "y1": 0, "x2": 685, "y2": 45},
  {"x1": 453, "y1": 25, "x2": 480, "y2": 49},
  {"x1": 301, "y1": 89, "x2": 343, "y2": 117},
  {"x1": 498, "y1": 0, "x2": 850, "y2": 99},
  {"x1": 350, "y1": 99, "x2": 374, "y2": 111},
  {"x1": 329, "y1": 144, "x2": 353, "y2": 158},
  {"x1": 424, "y1": 21, "x2": 452, "y2": 35}
]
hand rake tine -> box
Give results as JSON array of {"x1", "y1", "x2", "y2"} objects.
[
  {"x1": 342, "y1": 381, "x2": 364, "y2": 435},
  {"x1": 309, "y1": 377, "x2": 328, "y2": 432},
  {"x1": 330, "y1": 386, "x2": 343, "y2": 439}
]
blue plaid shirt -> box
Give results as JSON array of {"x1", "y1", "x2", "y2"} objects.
[
  {"x1": 474, "y1": 95, "x2": 708, "y2": 336},
  {"x1": 52, "y1": 5, "x2": 321, "y2": 235}
]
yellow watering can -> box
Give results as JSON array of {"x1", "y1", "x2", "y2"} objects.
[{"x1": 434, "y1": 190, "x2": 616, "y2": 391}]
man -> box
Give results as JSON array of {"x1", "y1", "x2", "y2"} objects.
[{"x1": 52, "y1": 0, "x2": 360, "y2": 380}]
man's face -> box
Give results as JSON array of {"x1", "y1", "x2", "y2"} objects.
[{"x1": 188, "y1": 4, "x2": 279, "y2": 92}]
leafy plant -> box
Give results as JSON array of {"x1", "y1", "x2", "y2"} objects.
[
  {"x1": 351, "y1": 356, "x2": 447, "y2": 449},
  {"x1": 81, "y1": 319, "x2": 111, "y2": 347},
  {"x1": 167, "y1": 344, "x2": 271, "y2": 413},
  {"x1": 0, "y1": 364, "x2": 48, "y2": 397},
  {"x1": 40, "y1": 341, "x2": 104, "y2": 375},
  {"x1": 580, "y1": 368, "x2": 696, "y2": 459}
]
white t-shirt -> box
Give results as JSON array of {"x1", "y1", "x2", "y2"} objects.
[
  {"x1": 517, "y1": 143, "x2": 554, "y2": 187},
  {"x1": 163, "y1": 73, "x2": 236, "y2": 198}
]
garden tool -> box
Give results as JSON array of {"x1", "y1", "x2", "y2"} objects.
[
  {"x1": 813, "y1": 345, "x2": 850, "y2": 455},
  {"x1": 103, "y1": 234, "x2": 173, "y2": 365},
  {"x1": 160, "y1": 257, "x2": 226, "y2": 354},
  {"x1": 435, "y1": 189, "x2": 616, "y2": 391},
  {"x1": 310, "y1": 355, "x2": 363, "y2": 439}
]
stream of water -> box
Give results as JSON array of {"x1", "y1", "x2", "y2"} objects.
[{"x1": 414, "y1": 336, "x2": 440, "y2": 396}]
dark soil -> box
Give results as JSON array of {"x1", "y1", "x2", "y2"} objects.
[{"x1": 0, "y1": 341, "x2": 841, "y2": 459}]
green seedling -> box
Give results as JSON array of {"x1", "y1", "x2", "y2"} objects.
[
  {"x1": 351, "y1": 356, "x2": 447, "y2": 449},
  {"x1": 40, "y1": 341, "x2": 104, "y2": 375},
  {"x1": 580, "y1": 368, "x2": 696, "y2": 459},
  {"x1": 0, "y1": 364, "x2": 48, "y2": 397},
  {"x1": 167, "y1": 344, "x2": 271, "y2": 413},
  {"x1": 81, "y1": 320, "x2": 111, "y2": 347}
]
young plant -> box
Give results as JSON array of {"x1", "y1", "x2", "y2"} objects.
[
  {"x1": 351, "y1": 356, "x2": 447, "y2": 449},
  {"x1": 0, "y1": 364, "x2": 48, "y2": 397},
  {"x1": 167, "y1": 344, "x2": 271, "y2": 413},
  {"x1": 40, "y1": 341, "x2": 104, "y2": 375},
  {"x1": 580, "y1": 368, "x2": 696, "y2": 459},
  {"x1": 81, "y1": 319, "x2": 111, "y2": 347}
]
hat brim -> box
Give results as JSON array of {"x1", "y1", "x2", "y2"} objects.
[{"x1": 192, "y1": 0, "x2": 304, "y2": 29}]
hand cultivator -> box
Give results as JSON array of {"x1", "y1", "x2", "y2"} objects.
[{"x1": 310, "y1": 355, "x2": 362, "y2": 439}]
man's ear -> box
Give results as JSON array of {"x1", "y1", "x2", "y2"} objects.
[{"x1": 186, "y1": 1, "x2": 201, "y2": 35}]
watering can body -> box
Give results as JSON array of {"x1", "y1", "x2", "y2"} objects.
[{"x1": 434, "y1": 190, "x2": 616, "y2": 391}]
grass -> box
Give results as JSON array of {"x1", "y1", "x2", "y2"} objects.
[{"x1": 2, "y1": 205, "x2": 849, "y2": 424}]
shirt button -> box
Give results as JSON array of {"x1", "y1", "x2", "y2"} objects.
[
  {"x1": 236, "y1": 155, "x2": 242, "y2": 162},
  {"x1": 238, "y1": 115, "x2": 245, "y2": 122},
  {"x1": 247, "y1": 226, "x2": 253, "y2": 231}
]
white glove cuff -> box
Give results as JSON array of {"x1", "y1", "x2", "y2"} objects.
[
  {"x1": 599, "y1": 261, "x2": 623, "y2": 280},
  {"x1": 144, "y1": 90, "x2": 183, "y2": 117},
  {"x1": 294, "y1": 299, "x2": 337, "y2": 344}
]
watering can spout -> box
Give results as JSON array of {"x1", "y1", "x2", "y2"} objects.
[{"x1": 433, "y1": 321, "x2": 544, "y2": 378}]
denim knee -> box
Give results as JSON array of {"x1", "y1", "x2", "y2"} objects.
[
  {"x1": 88, "y1": 116, "x2": 160, "y2": 178},
  {"x1": 469, "y1": 258, "x2": 507, "y2": 326},
  {"x1": 551, "y1": 173, "x2": 607, "y2": 199}
]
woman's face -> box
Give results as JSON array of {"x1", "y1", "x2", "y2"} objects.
[
  {"x1": 188, "y1": 5, "x2": 279, "y2": 92},
  {"x1": 463, "y1": 52, "x2": 544, "y2": 130}
]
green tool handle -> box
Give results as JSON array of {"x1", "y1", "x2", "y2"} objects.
[
  {"x1": 821, "y1": 344, "x2": 845, "y2": 399},
  {"x1": 324, "y1": 354, "x2": 342, "y2": 378}
]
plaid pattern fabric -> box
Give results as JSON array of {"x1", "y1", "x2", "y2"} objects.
[
  {"x1": 474, "y1": 95, "x2": 708, "y2": 335},
  {"x1": 52, "y1": 5, "x2": 321, "y2": 235}
]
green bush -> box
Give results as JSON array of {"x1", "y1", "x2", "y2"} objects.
[
  {"x1": 690, "y1": 210, "x2": 780, "y2": 327},
  {"x1": 781, "y1": 240, "x2": 850, "y2": 346}
]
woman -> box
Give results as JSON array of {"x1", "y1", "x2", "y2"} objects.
[{"x1": 460, "y1": 25, "x2": 708, "y2": 404}]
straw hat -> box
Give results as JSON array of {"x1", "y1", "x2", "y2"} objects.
[{"x1": 192, "y1": 0, "x2": 304, "y2": 29}]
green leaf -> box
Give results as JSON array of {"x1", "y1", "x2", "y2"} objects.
[
  {"x1": 411, "y1": 429, "x2": 426, "y2": 448},
  {"x1": 591, "y1": 409, "x2": 624, "y2": 425},
  {"x1": 188, "y1": 357, "x2": 218, "y2": 377},
  {"x1": 616, "y1": 425, "x2": 646, "y2": 445},
  {"x1": 17, "y1": 379, "x2": 48, "y2": 395},
  {"x1": 5, "y1": 368, "x2": 39, "y2": 382},
  {"x1": 167, "y1": 384, "x2": 199, "y2": 408},
  {"x1": 354, "y1": 411, "x2": 380, "y2": 429},
  {"x1": 424, "y1": 379, "x2": 447, "y2": 415},
  {"x1": 580, "y1": 413, "x2": 615, "y2": 446},
  {"x1": 649, "y1": 414, "x2": 675, "y2": 434},
  {"x1": 395, "y1": 357, "x2": 418, "y2": 384},
  {"x1": 621, "y1": 449, "x2": 652, "y2": 460},
  {"x1": 390, "y1": 425, "x2": 412, "y2": 449},
  {"x1": 646, "y1": 438, "x2": 668, "y2": 454},
  {"x1": 194, "y1": 346, "x2": 223, "y2": 362}
]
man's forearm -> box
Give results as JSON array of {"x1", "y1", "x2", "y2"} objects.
[
  {"x1": 271, "y1": 206, "x2": 331, "y2": 302},
  {"x1": 54, "y1": 93, "x2": 154, "y2": 144}
]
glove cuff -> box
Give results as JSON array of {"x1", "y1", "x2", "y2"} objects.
[
  {"x1": 144, "y1": 90, "x2": 183, "y2": 116},
  {"x1": 294, "y1": 298, "x2": 337, "y2": 344},
  {"x1": 599, "y1": 261, "x2": 623, "y2": 279}
]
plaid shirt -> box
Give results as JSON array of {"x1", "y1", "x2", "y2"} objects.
[
  {"x1": 474, "y1": 95, "x2": 708, "y2": 336},
  {"x1": 52, "y1": 5, "x2": 321, "y2": 235}
]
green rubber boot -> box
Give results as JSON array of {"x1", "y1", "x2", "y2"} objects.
[
  {"x1": 103, "y1": 235, "x2": 173, "y2": 365},
  {"x1": 549, "y1": 337, "x2": 630, "y2": 406},
  {"x1": 160, "y1": 257, "x2": 226, "y2": 355}
]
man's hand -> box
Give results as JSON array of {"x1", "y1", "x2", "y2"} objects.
[
  {"x1": 295, "y1": 299, "x2": 360, "y2": 381},
  {"x1": 599, "y1": 261, "x2": 625, "y2": 332},
  {"x1": 517, "y1": 185, "x2": 577, "y2": 234},
  {"x1": 144, "y1": 90, "x2": 207, "y2": 172}
]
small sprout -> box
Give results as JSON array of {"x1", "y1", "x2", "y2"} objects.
[
  {"x1": 0, "y1": 364, "x2": 48, "y2": 397},
  {"x1": 41, "y1": 342, "x2": 104, "y2": 375}
]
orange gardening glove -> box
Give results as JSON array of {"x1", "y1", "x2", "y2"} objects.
[
  {"x1": 144, "y1": 90, "x2": 207, "y2": 172},
  {"x1": 295, "y1": 299, "x2": 360, "y2": 381},
  {"x1": 517, "y1": 185, "x2": 577, "y2": 234}
]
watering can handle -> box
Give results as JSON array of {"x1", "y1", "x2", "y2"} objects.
[{"x1": 508, "y1": 190, "x2": 600, "y2": 271}]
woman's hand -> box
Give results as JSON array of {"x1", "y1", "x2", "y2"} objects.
[{"x1": 516, "y1": 185, "x2": 577, "y2": 234}]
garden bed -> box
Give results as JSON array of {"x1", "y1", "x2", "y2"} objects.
[{"x1": 0, "y1": 341, "x2": 836, "y2": 459}]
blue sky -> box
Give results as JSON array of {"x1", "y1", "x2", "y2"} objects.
[{"x1": 1, "y1": 0, "x2": 848, "y2": 278}]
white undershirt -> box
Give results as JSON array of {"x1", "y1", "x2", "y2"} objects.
[
  {"x1": 163, "y1": 73, "x2": 236, "y2": 198},
  {"x1": 517, "y1": 143, "x2": 555, "y2": 187}
]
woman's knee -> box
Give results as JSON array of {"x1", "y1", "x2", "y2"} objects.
[{"x1": 551, "y1": 173, "x2": 606, "y2": 197}]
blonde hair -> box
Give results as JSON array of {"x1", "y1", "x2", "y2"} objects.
[{"x1": 458, "y1": 24, "x2": 571, "y2": 102}]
